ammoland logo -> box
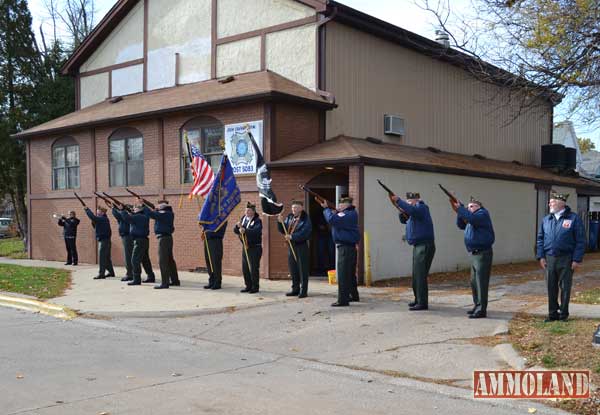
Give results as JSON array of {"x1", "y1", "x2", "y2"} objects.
[{"x1": 473, "y1": 370, "x2": 590, "y2": 399}]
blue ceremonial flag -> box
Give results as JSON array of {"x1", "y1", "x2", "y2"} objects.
[{"x1": 198, "y1": 154, "x2": 241, "y2": 232}]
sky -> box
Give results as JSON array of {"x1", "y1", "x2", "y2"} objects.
[{"x1": 27, "y1": 0, "x2": 600, "y2": 147}]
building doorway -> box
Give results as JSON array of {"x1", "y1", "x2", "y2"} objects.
[{"x1": 304, "y1": 171, "x2": 349, "y2": 276}]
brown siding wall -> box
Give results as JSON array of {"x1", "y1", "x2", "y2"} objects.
[
  {"x1": 272, "y1": 102, "x2": 322, "y2": 159},
  {"x1": 324, "y1": 22, "x2": 552, "y2": 165}
]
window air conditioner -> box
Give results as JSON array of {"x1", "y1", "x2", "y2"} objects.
[{"x1": 384, "y1": 115, "x2": 405, "y2": 136}]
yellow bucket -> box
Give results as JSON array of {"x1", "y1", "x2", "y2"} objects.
[{"x1": 327, "y1": 270, "x2": 337, "y2": 285}]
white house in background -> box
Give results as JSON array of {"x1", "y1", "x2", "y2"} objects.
[{"x1": 553, "y1": 121, "x2": 583, "y2": 171}]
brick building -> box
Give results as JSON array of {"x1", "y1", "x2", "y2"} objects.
[{"x1": 16, "y1": 0, "x2": 600, "y2": 282}]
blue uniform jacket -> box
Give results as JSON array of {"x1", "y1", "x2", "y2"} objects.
[
  {"x1": 205, "y1": 222, "x2": 227, "y2": 240},
  {"x1": 111, "y1": 208, "x2": 130, "y2": 237},
  {"x1": 58, "y1": 217, "x2": 80, "y2": 238},
  {"x1": 143, "y1": 206, "x2": 175, "y2": 236},
  {"x1": 536, "y1": 206, "x2": 585, "y2": 262},
  {"x1": 234, "y1": 214, "x2": 262, "y2": 246},
  {"x1": 395, "y1": 200, "x2": 434, "y2": 245},
  {"x1": 84, "y1": 208, "x2": 111, "y2": 241},
  {"x1": 456, "y1": 206, "x2": 495, "y2": 252},
  {"x1": 277, "y1": 211, "x2": 312, "y2": 243},
  {"x1": 323, "y1": 206, "x2": 360, "y2": 245},
  {"x1": 120, "y1": 210, "x2": 150, "y2": 239}
]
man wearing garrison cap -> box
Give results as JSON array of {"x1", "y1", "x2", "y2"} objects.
[
  {"x1": 321, "y1": 196, "x2": 360, "y2": 307},
  {"x1": 536, "y1": 191, "x2": 585, "y2": 322},
  {"x1": 391, "y1": 191, "x2": 435, "y2": 311},
  {"x1": 234, "y1": 202, "x2": 263, "y2": 293},
  {"x1": 453, "y1": 196, "x2": 495, "y2": 319}
]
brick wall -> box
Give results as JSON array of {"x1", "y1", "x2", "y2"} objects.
[{"x1": 27, "y1": 99, "x2": 334, "y2": 280}]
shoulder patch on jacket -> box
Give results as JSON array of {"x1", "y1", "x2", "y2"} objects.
[{"x1": 337, "y1": 212, "x2": 346, "y2": 217}]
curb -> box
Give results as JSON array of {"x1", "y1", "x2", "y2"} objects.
[
  {"x1": 494, "y1": 343, "x2": 526, "y2": 370},
  {"x1": 0, "y1": 294, "x2": 78, "y2": 320}
]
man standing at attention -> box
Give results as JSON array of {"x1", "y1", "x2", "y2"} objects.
[{"x1": 536, "y1": 191, "x2": 585, "y2": 322}]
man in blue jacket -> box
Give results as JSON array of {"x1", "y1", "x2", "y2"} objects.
[
  {"x1": 453, "y1": 197, "x2": 495, "y2": 319},
  {"x1": 277, "y1": 200, "x2": 312, "y2": 298},
  {"x1": 120, "y1": 203, "x2": 156, "y2": 286},
  {"x1": 234, "y1": 202, "x2": 263, "y2": 293},
  {"x1": 392, "y1": 192, "x2": 435, "y2": 311},
  {"x1": 536, "y1": 191, "x2": 585, "y2": 322},
  {"x1": 57, "y1": 211, "x2": 80, "y2": 266},
  {"x1": 111, "y1": 205, "x2": 133, "y2": 282},
  {"x1": 83, "y1": 206, "x2": 115, "y2": 279},
  {"x1": 142, "y1": 199, "x2": 180, "y2": 289},
  {"x1": 321, "y1": 196, "x2": 360, "y2": 307}
]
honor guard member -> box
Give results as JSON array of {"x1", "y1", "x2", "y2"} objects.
[
  {"x1": 392, "y1": 192, "x2": 435, "y2": 311},
  {"x1": 58, "y1": 211, "x2": 80, "y2": 266},
  {"x1": 202, "y1": 222, "x2": 228, "y2": 290},
  {"x1": 234, "y1": 202, "x2": 263, "y2": 293},
  {"x1": 453, "y1": 197, "x2": 495, "y2": 319},
  {"x1": 111, "y1": 205, "x2": 133, "y2": 281},
  {"x1": 120, "y1": 204, "x2": 156, "y2": 286},
  {"x1": 143, "y1": 199, "x2": 181, "y2": 289},
  {"x1": 321, "y1": 196, "x2": 360, "y2": 307},
  {"x1": 536, "y1": 191, "x2": 585, "y2": 322},
  {"x1": 277, "y1": 200, "x2": 312, "y2": 298},
  {"x1": 83, "y1": 206, "x2": 115, "y2": 279}
]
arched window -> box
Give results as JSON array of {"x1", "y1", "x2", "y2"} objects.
[
  {"x1": 109, "y1": 128, "x2": 144, "y2": 187},
  {"x1": 52, "y1": 137, "x2": 80, "y2": 190},
  {"x1": 180, "y1": 116, "x2": 224, "y2": 183}
]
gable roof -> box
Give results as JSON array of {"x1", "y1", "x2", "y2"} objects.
[
  {"x1": 269, "y1": 136, "x2": 600, "y2": 193},
  {"x1": 14, "y1": 71, "x2": 334, "y2": 139}
]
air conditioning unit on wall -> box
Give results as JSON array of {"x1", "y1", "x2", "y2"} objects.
[{"x1": 384, "y1": 115, "x2": 405, "y2": 136}]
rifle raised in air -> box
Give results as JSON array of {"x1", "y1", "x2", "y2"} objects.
[
  {"x1": 125, "y1": 188, "x2": 155, "y2": 209},
  {"x1": 73, "y1": 192, "x2": 87, "y2": 208},
  {"x1": 102, "y1": 192, "x2": 133, "y2": 213},
  {"x1": 94, "y1": 192, "x2": 114, "y2": 208},
  {"x1": 438, "y1": 184, "x2": 466, "y2": 221},
  {"x1": 376, "y1": 179, "x2": 409, "y2": 222},
  {"x1": 298, "y1": 185, "x2": 336, "y2": 210}
]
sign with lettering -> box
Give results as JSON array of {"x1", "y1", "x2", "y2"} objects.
[{"x1": 224, "y1": 121, "x2": 263, "y2": 176}]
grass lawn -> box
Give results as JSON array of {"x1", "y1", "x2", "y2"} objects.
[
  {"x1": 509, "y1": 313, "x2": 600, "y2": 415},
  {"x1": 0, "y1": 238, "x2": 27, "y2": 259},
  {"x1": 574, "y1": 288, "x2": 600, "y2": 305},
  {"x1": 0, "y1": 264, "x2": 70, "y2": 299}
]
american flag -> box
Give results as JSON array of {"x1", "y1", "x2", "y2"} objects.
[{"x1": 189, "y1": 144, "x2": 215, "y2": 197}]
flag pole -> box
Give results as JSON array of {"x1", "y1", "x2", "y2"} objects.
[
  {"x1": 241, "y1": 232, "x2": 252, "y2": 272},
  {"x1": 202, "y1": 229, "x2": 214, "y2": 274},
  {"x1": 278, "y1": 215, "x2": 298, "y2": 262}
]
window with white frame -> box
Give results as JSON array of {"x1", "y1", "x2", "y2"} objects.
[
  {"x1": 109, "y1": 128, "x2": 144, "y2": 187},
  {"x1": 52, "y1": 137, "x2": 80, "y2": 190}
]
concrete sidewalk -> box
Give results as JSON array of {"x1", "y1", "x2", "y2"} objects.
[{"x1": 0, "y1": 257, "x2": 370, "y2": 317}]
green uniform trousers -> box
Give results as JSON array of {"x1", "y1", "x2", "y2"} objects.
[
  {"x1": 470, "y1": 249, "x2": 493, "y2": 313},
  {"x1": 98, "y1": 239, "x2": 114, "y2": 277},
  {"x1": 204, "y1": 238, "x2": 223, "y2": 288},
  {"x1": 545, "y1": 254, "x2": 573, "y2": 318},
  {"x1": 337, "y1": 244, "x2": 358, "y2": 305},
  {"x1": 121, "y1": 235, "x2": 133, "y2": 278},
  {"x1": 132, "y1": 237, "x2": 155, "y2": 283},
  {"x1": 412, "y1": 242, "x2": 436, "y2": 306},
  {"x1": 242, "y1": 246, "x2": 262, "y2": 291},
  {"x1": 158, "y1": 235, "x2": 179, "y2": 286},
  {"x1": 288, "y1": 242, "x2": 309, "y2": 295}
]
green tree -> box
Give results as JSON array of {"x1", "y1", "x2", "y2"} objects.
[
  {"x1": 0, "y1": 0, "x2": 41, "y2": 239},
  {"x1": 577, "y1": 137, "x2": 596, "y2": 154}
]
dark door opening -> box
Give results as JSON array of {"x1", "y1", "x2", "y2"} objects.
[{"x1": 309, "y1": 187, "x2": 336, "y2": 276}]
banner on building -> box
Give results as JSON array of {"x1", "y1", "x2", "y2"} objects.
[{"x1": 224, "y1": 121, "x2": 264, "y2": 176}]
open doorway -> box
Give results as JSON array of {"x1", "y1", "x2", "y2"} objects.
[{"x1": 304, "y1": 171, "x2": 349, "y2": 276}]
